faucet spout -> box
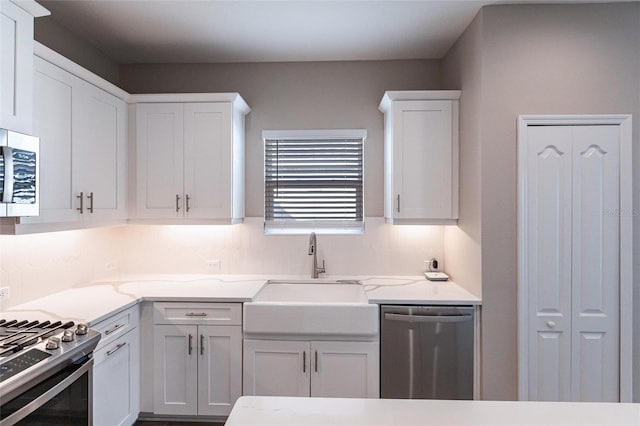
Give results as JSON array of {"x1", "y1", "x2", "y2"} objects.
[{"x1": 308, "y1": 232, "x2": 325, "y2": 278}]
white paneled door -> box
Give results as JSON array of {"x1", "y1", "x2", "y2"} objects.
[{"x1": 518, "y1": 116, "x2": 632, "y2": 402}]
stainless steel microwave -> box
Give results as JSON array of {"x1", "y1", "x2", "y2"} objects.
[{"x1": 0, "y1": 129, "x2": 39, "y2": 217}]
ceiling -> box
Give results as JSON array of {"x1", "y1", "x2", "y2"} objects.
[{"x1": 35, "y1": 0, "x2": 626, "y2": 64}]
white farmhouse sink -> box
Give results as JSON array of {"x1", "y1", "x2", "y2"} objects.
[{"x1": 243, "y1": 280, "x2": 378, "y2": 338}]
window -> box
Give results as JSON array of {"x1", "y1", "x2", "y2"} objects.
[{"x1": 263, "y1": 129, "x2": 366, "y2": 234}]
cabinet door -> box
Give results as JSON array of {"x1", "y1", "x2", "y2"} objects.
[
  {"x1": 183, "y1": 103, "x2": 232, "y2": 219},
  {"x1": 311, "y1": 341, "x2": 379, "y2": 398},
  {"x1": 243, "y1": 339, "x2": 310, "y2": 397},
  {"x1": 153, "y1": 324, "x2": 197, "y2": 415},
  {"x1": 197, "y1": 325, "x2": 242, "y2": 416},
  {"x1": 392, "y1": 100, "x2": 454, "y2": 220},
  {"x1": 73, "y1": 79, "x2": 127, "y2": 221},
  {"x1": 93, "y1": 328, "x2": 140, "y2": 426},
  {"x1": 136, "y1": 103, "x2": 184, "y2": 218},
  {"x1": 0, "y1": 0, "x2": 33, "y2": 134},
  {"x1": 22, "y1": 57, "x2": 78, "y2": 224}
]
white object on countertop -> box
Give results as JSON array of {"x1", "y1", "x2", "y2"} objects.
[
  {"x1": 225, "y1": 396, "x2": 640, "y2": 426},
  {"x1": 424, "y1": 271, "x2": 449, "y2": 281}
]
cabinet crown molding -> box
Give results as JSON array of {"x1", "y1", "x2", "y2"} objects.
[
  {"x1": 129, "y1": 93, "x2": 250, "y2": 114},
  {"x1": 379, "y1": 90, "x2": 461, "y2": 113}
]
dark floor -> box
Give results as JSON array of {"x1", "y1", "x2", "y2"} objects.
[{"x1": 135, "y1": 421, "x2": 225, "y2": 426}]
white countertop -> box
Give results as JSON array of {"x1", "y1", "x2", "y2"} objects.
[
  {"x1": 2, "y1": 274, "x2": 480, "y2": 325},
  {"x1": 225, "y1": 396, "x2": 640, "y2": 426}
]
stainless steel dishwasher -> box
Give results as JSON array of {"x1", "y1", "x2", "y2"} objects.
[{"x1": 380, "y1": 305, "x2": 474, "y2": 399}]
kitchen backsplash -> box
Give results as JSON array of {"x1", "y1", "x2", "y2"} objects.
[{"x1": 0, "y1": 217, "x2": 444, "y2": 307}]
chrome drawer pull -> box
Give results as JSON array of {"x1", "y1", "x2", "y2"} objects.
[
  {"x1": 303, "y1": 351, "x2": 306, "y2": 373},
  {"x1": 104, "y1": 323, "x2": 125, "y2": 335},
  {"x1": 200, "y1": 334, "x2": 204, "y2": 355},
  {"x1": 185, "y1": 312, "x2": 208, "y2": 317},
  {"x1": 188, "y1": 334, "x2": 193, "y2": 355},
  {"x1": 77, "y1": 192, "x2": 84, "y2": 214},
  {"x1": 106, "y1": 342, "x2": 127, "y2": 356}
]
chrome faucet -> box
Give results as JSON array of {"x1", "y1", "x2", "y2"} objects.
[{"x1": 308, "y1": 232, "x2": 326, "y2": 278}]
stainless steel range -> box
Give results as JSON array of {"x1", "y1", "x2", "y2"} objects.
[{"x1": 0, "y1": 318, "x2": 101, "y2": 425}]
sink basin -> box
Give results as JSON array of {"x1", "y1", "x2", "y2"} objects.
[
  {"x1": 253, "y1": 280, "x2": 368, "y2": 303},
  {"x1": 243, "y1": 280, "x2": 378, "y2": 338}
]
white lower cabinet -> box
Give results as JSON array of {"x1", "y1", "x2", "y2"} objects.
[
  {"x1": 153, "y1": 303, "x2": 242, "y2": 417},
  {"x1": 92, "y1": 307, "x2": 140, "y2": 426},
  {"x1": 243, "y1": 339, "x2": 379, "y2": 398}
]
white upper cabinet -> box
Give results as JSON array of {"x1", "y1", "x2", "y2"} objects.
[
  {"x1": 17, "y1": 46, "x2": 127, "y2": 231},
  {"x1": 379, "y1": 91, "x2": 460, "y2": 224},
  {"x1": 0, "y1": 1, "x2": 48, "y2": 134},
  {"x1": 133, "y1": 94, "x2": 249, "y2": 223}
]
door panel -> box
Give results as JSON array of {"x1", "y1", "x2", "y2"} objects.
[
  {"x1": 393, "y1": 100, "x2": 452, "y2": 219},
  {"x1": 153, "y1": 324, "x2": 197, "y2": 415},
  {"x1": 198, "y1": 325, "x2": 242, "y2": 416},
  {"x1": 136, "y1": 103, "x2": 184, "y2": 218},
  {"x1": 183, "y1": 103, "x2": 232, "y2": 219},
  {"x1": 311, "y1": 341, "x2": 379, "y2": 398},
  {"x1": 243, "y1": 340, "x2": 309, "y2": 397},
  {"x1": 571, "y1": 125, "x2": 620, "y2": 402},
  {"x1": 526, "y1": 125, "x2": 572, "y2": 401}
]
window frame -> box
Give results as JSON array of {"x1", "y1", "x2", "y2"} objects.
[{"x1": 263, "y1": 129, "x2": 366, "y2": 235}]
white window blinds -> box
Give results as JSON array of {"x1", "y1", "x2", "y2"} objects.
[{"x1": 263, "y1": 130, "x2": 366, "y2": 234}]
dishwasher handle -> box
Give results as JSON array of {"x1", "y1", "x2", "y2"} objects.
[{"x1": 384, "y1": 312, "x2": 473, "y2": 323}]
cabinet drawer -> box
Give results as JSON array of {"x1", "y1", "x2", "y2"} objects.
[
  {"x1": 153, "y1": 302, "x2": 242, "y2": 325},
  {"x1": 93, "y1": 306, "x2": 139, "y2": 351}
]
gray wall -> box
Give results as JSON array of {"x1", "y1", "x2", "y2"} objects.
[
  {"x1": 120, "y1": 60, "x2": 442, "y2": 217},
  {"x1": 444, "y1": 3, "x2": 640, "y2": 401},
  {"x1": 34, "y1": 16, "x2": 120, "y2": 85}
]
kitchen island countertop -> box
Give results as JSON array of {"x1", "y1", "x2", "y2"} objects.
[
  {"x1": 226, "y1": 396, "x2": 640, "y2": 426},
  {"x1": 2, "y1": 274, "x2": 480, "y2": 325}
]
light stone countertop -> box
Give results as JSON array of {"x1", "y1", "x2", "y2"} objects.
[
  {"x1": 226, "y1": 396, "x2": 640, "y2": 426},
  {"x1": 2, "y1": 274, "x2": 480, "y2": 325}
]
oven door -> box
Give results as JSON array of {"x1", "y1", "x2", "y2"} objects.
[{"x1": 0, "y1": 356, "x2": 93, "y2": 426}]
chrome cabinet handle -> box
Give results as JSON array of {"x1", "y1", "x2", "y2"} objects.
[
  {"x1": 176, "y1": 194, "x2": 181, "y2": 212},
  {"x1": 314, "y1": 350, "x2": 318, "y2": 372},
  {"x1": 188, "y1": 334, "x2": 193, "y2": 355},
  {"x1": 186, "y1": 194, "x2": 191, "y2": 212},
  {"x1": 547, "y1": 321, "x2": 557, "y2": 329},
  {"x1": 200, "y1": 334, "x2": 204, "y2": 355},
  {"x1": 87, "y1": 192, "x2": 94, "y2": 213},
  {"x1": 106, "y1": 342, "x2": 127, "y2": 356},
  {"x1": 185, "y1": 312, "x2": 207, "y2": 317},
  {"x1": 397, "y1": 194, "x2": 400, "y2": 213},
  {"x1": 77, "y1": 192, "x2": 84, "y2": 214},
  {"x1": 104, "y1": 323, "x2": 124, "y2": 335},
  {"x1": 302, "y1": 351, "x2": 306, "y2": 373}
]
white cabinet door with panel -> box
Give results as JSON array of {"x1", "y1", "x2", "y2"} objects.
[
  {"x1": 518, "y1": 116, "x2": 632, "y2": 403},
  {"x1": 93, "y1": 306, "x2": 140, "y2": 426},
  {"x1": 0, "y1": 1, "x2": 48, "y2": 133},
  {"x1": 20, "y1": 54, "x2": 127, "y2": 229},
  {"x1": 311, "y1": 341, "x2": 379, "y2": 398},
  {"x1": 153, "y1": 324, "x2": 198, "y2": 416},
  {"x1": 134, "y1": 94, "x2": 249, "y2": 223},
  {"x1": 94, "y1": 327, "x2": 140, "y2": 426},
  {"x1": 243, "y1": 340, "x2": 309, "y2": 397},
  {"x1": 153, "y1": 303, "x2": 242, "y2": 417},
  {"x1": 243, "y1": 339, "x2": 379, "y2": 398},
  {"x1": 379, "y1": 91, "x2": 460, "y2": 224}
]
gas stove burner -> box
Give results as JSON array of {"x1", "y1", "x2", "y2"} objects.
[
  {"x1": 0, "y1": 319, "x2": 76, "y2": 358},
  {"x1": 0, "y1": 317, "x2": 101, "y2": 407}
]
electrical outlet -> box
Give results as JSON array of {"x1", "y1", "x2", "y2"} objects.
[
  {"x1": 206, "y1": 260, "x2": 221, "y2": 271},
  {"x1": 0, "y1": 287, "x2": 10, "y2": 302},
  {"x1": 105, "y1": 261, "x2": 118, "y2": 272}
]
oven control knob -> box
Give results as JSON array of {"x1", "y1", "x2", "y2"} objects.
[
  {"x1": 46, "y1": 336, "x2": 61, "y2": 350},
  {"x1": 61, "y1": 329, "x2": 75, "y2": 342},
  {"x1": 75, "y1": 323, "x2": 88, "y2": 335}
]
